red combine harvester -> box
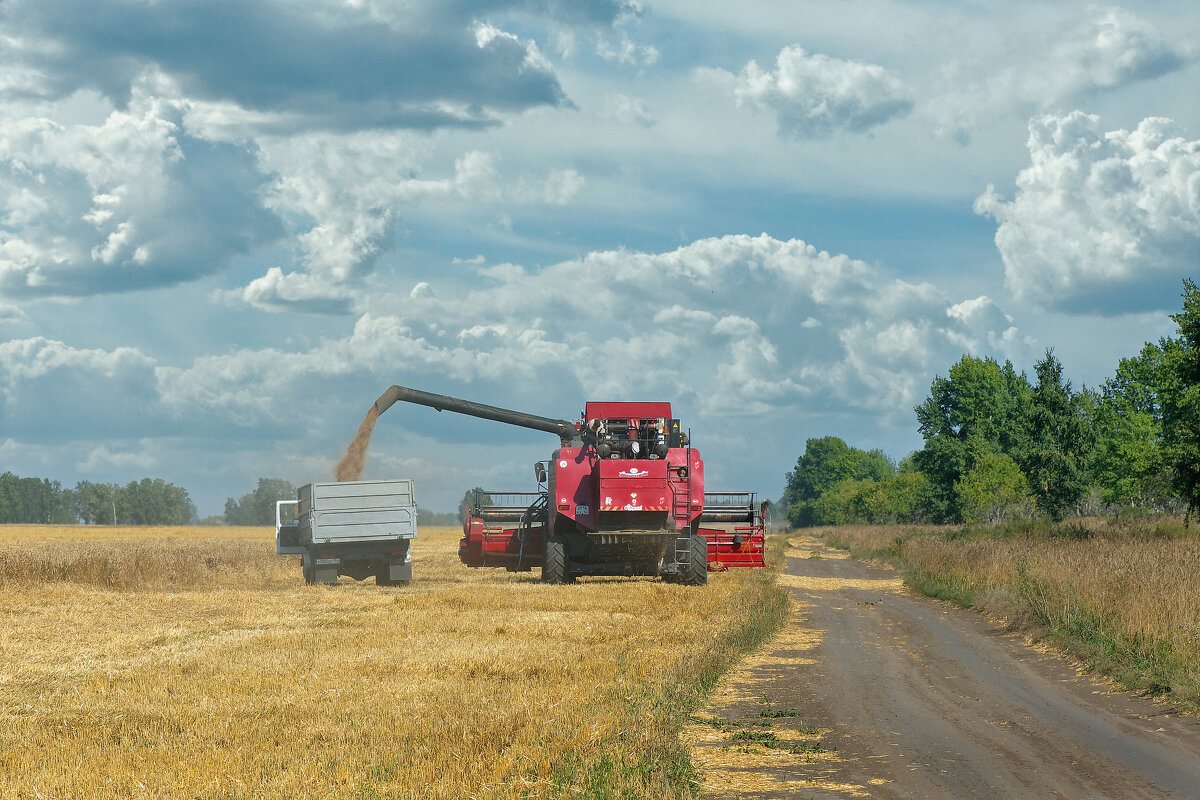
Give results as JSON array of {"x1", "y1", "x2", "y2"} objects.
[{"x1": 373, "y1": 386, "x2": 766, "y2": 584}]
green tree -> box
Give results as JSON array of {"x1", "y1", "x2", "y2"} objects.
[
  {"x1": 881, "y1": 471, "x2": 930, "y2": 523},
  {"x1": 783, "y1": 437, "x2": 894, "y2": 527},
  {"x1": 459, "y1": 487, "x2": 492, "y2": 523},
  {"x1": 805, "y1": 472, "x2": 930, "y2": 526},
  {"x1": 912, "y1": 355, "x2": 1032, "y2": 522},
  {"x1": 0, "y1": 472, "x2": 73, "y2": 523},
  {"x1": 417, "y1": 506, "x2": 460, "y2": 525},
  {"x1": 118, "y1": 478, "x2": 198, "y2": 525},
  {"x1": 224, "y1": 478, "x2": 296, "y2": 526},
  {"x1": 806, "y1": 478, "x2": 862, "y2": 526},
  {"x1": 1164, "y1": 278, "x2": 1200, "y2": 517},
  {"x1": 71, "y1": 481, "x2": 121, "y2": 524},
  {"x1": 1020, "y1": 350, "x2": 1094, "y2": 521},
  {"x1": 955, "y1": 452, "x2": 1032, "y2": 524},
  {"x1": 1091, "y1": 339, "x2": 1182, "y2": 508}
]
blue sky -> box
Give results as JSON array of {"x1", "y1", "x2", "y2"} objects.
[{"x1": 1, "y1": 0, "x2": 1197, "y2": 515}]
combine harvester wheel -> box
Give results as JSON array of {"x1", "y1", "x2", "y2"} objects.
[
  {"x1": 680, "y1": 533, "x2": 708, "y2": 586},
  {"x1": 542, "y1": 536, "x2": 575, "y2": 584}
]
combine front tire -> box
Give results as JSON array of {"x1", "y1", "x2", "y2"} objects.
[
  {"x1": 542, "y1": 536, "x2": 574, "y2": 584},
  {"x1": 679, "y1": 534, "x2": 709, "y2": 586}
]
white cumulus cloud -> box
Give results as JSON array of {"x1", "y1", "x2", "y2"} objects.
[
  {"x1": 0, "y1": 233, "x2": 1038, "y2": 510},
  {"x1": 732, "y1": 45, "x2": 913, "y2": 138},
  {"x1": 219, "y1": 136, "x2": 585, "y2": 313},
  {"x1": 975, "y1": 112, "x2": 1200, "y2": 313},
  {"x1": 1, "y1": 234, "x2": 1032, "y2": 443},
  {"x1": 0, "y1": 89, "x2": 281, "y2": 300},
  {"x1": 932, "y1": 8, "x2": 1189, "y2": 142}
]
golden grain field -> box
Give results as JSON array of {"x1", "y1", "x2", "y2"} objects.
[{"x1": 0, "y1": 524, "x2": 785, "y2": 799}]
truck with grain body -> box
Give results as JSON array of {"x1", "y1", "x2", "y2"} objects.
[{"x1": 276, "y1": 478, "x2": 417, "y2": 585}]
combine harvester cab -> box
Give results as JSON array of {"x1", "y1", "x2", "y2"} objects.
[{"x1": 373, "y1": 386, "x2": 765, "y2": 584}]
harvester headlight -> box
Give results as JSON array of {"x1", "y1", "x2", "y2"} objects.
[
  {"x1": 630, "y1": 440, "x2": 640, "y2": 456},
  {"x1": 654, "y1": 442, "x2": 668, "y2": 459}
]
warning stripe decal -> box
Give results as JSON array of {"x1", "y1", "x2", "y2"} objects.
[{"x1": 599, "y1": 506, "x2": 668, "y2": 511}]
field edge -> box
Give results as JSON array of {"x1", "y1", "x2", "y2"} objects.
[{"x1": 550, "y1": 534, "x2": 791, "y2": 798}]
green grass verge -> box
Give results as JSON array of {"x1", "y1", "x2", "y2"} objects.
[{"x1": 547, "y1": 535, "x2": 791, "y2": 798}]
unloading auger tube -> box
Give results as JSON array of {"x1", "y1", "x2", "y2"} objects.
[{"x1": 374, "y1": 385, "x2": 581, "y2": 446}]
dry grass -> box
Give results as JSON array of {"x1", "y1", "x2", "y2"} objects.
[
  {"x1": 0, "y1": 528, "x2": 288, "y2": 589},
  {"x1": 816, "y1": 521, "x2": 1200, "y2": 709},
  {"x1": 0, "y1": 524, "x2": 272, "y2": 542},
  {"x1": 0, "y1": 525, "x2": 786, "y2": 799}
]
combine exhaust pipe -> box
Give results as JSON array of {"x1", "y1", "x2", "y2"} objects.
[{"x1": 374, "y1": 385, "x2": 580, "y2": 446}]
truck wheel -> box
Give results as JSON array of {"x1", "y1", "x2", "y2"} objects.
[
  {"x1": 302, "y1": 554, "x2": 316, "y2": 585},
  {"x1": 542, "y1": 536, "x2": 574, "y2": 584},
  {"x1": 679, "y1": 534, "x2": 709, "y2": 586}
]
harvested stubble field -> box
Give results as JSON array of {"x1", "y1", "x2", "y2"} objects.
[
  {"x1": 818, "y1": 518, "x2": 1200, "y2": 710},
  {"x1": 0, "y1": 524, "x2": 786, "y2": 799}
]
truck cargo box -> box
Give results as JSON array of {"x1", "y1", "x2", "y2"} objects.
[{"x1": 298, "y1": 479, "x2": 417, "y2": 545}]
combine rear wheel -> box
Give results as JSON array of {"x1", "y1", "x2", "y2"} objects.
[
  {"x1": 542, "y1": 536, "x2": 574, "y2": 584},
  {"x1": 678, "y1": 534, "x2": 708, "y2": 586}
]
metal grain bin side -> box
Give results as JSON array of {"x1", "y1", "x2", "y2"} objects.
[{"x1": 299, "y1": 479, "x2": 418, "y2": 545}]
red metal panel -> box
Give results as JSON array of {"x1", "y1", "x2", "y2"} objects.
[
  {"x1": 597, "y1": 459, "x2": 668, "y2": 480},
  {"x1": 458, "y1": 518, "x2": 545, "y2": 568},
  {"x1": 585, "y1": 401, "x2": 673, "y2": 420},
  {"x1": 550, "y1": 447, "x2": 598, "y2": 529},
  {"x1": 597, "y1": 459, "x2": 669, "y2": 511},
  {"x1": 662, "y1": 446, "x2": 705, "y2": 527},
  {"x1": 688, "y1": 449, "x2": 705, "y2": 522},
  {"x1": 698, "y1": 526, "x2": 765, "y2": 570}
]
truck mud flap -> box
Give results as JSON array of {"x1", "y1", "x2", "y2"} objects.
[{"x1": 304, "y1": 554, "x2": 340, "y2": 585}]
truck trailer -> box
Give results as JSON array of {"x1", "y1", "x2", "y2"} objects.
[{"x1": 276, "y1": 479, "x2": 417, "y2": 585}]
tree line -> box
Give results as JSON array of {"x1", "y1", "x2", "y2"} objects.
[
  {"x1": 784, "y1": 279, "x2": 1200, "y2": 527},
  {"x1": 0, "y1": 475, "x2": 298, "y2": 526},
  {"x1": 0, "y1": 473, "x2": 464, "y2": 526},
  {"x1": 0, "y1": 474, "x2": 199, "y2": 525}
]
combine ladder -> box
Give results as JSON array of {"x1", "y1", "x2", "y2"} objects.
[{"x1": 669, "y1": 437, "x2": 694, "y2": 566}]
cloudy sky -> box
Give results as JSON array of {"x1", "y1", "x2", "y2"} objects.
[{"x1": 1, "y1": 0, "x2": 1197, "y2": 516}]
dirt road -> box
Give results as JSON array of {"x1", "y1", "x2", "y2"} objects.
[{"x1": 687, "y1": 538, "x2": 1200, "y2": 799}]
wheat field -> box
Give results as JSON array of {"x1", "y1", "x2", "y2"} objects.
[{"x1": 0, "y1": 524, "x2": 784, "y2": 799}]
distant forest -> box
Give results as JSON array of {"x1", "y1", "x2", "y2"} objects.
[
  {"x1": 0, "y1": 473, "x2": 458, "y2": 527},
  {"x1": 782, "y1": 279, "x2": 1200, "y2": 527},
  {"x1": 0, "y1": 475, "x2": 199, "y2": 526}
]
